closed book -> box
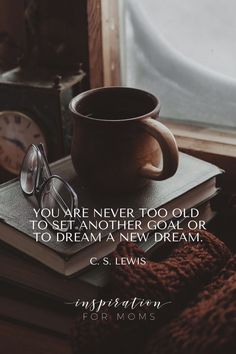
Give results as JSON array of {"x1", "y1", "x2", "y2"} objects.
[
  {"x1": 0, "y1": 152, "x2": 222, "y2": 275},
  {"x1": 0, "y1": 200, "x2": 215, "y2": 302}
]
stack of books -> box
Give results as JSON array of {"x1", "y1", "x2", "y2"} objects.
[{"x1": 0, "y1": 152, "x2": 221, "y2": 307}]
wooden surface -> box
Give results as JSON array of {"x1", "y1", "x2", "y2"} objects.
[
  {"x1": 87, "y1": 0, "x2": 121, "y2": 87},
  {"x1": 0, "y1": 282, "x2": 74, "y2": 354},
  {"x1": 161, "y1": 119, "x2": 236, "y2": 173},
  {"x1": 0, "y1": 319, "x2": 72, "y2": 354},
  {"x1": 101, "y1": 0, "x2": 121, "y2": 86},
  {"x1": 163, "y1": 119, "x2": 236, "y2": 158},
  {"x1": 87, "y1": 0, "x2": 104, "y2": 88}
]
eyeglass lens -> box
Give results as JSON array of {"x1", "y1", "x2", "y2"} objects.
[
  {"x1": 20, "y1": 145, "x2": 38, "y2": 195},
  {"x1": 40, "y1": 176, "x2": 74, "y2": 227}
]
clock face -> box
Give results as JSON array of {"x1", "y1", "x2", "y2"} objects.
[{"x1": 0, "y1": 111, "x2": 47, "y2": 175}]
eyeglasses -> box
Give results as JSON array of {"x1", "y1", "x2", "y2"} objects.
[{"x1": 20, "y1": 143, "x2": 81, "y2": 232}]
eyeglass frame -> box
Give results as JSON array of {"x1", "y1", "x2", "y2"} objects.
[{"x1": 20, "y1": 143, "x2": 80, "y2": 230}]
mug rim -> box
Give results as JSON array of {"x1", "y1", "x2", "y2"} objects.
[{"x1": 69, "y1": 86, "x2": 161, "y2": 122}]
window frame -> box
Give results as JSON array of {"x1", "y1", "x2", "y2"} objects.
[{"x1": 87, "y1": 0, "x2": 236, "y2": 174}]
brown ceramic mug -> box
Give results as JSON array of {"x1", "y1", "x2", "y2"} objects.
[{"x1": 69, "y1": 87, "x2": 179, "y2": 192}]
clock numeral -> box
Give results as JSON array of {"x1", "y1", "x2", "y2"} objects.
[
  {"x1": 26, "y1": 122, "x2": 31, "y2": 129},
  {"x1": 14, "y1": 115, "x2": 21, "y2": 124},
  {"x1": 34, "y1": 134, "x2": 41, "y2": 138},
  {"x1": 4, "y1": 116, "x2": 9, "y2": 125},
  {"x1": 0, "y1": 145, "x2": 3, "y2": 155}
]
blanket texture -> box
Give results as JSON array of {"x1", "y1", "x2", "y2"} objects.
[{"x1": 72, "y1": 230, "x2": 235, "y2": 354}]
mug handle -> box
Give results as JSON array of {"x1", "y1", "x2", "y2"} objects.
[{"x1": 139, "y1": 117, "x2": 179, "y2": 180}]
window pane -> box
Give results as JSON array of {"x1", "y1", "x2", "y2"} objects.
[{"x1": 120, "y1": 0, "x2": 236, "y2": 128}]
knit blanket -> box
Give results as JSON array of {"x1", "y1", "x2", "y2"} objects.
[{"x1": 72, "y1": 230, "x2": 236, "y2": 354}]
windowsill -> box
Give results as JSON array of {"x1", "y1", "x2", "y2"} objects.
[
  {"x1": 160, "y1": 118, "x2": 236, "y2": 159},
  {"x1": 160, "y1": 118, "x2": 236, "y2": 188}
]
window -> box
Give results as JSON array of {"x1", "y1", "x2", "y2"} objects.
[{"x1": 120, "y1": 0, "x2": 236, "y2": 129}]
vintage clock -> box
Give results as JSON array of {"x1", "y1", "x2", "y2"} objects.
[
  {"x1": 0, "y1": 66, "x2": 85, "y2": 181},
  {"x1": 0, "y1": 111, "x2": 47, "y2": 174}
]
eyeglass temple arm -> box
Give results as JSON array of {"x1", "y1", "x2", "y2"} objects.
[{"x1": 38, "y1": 143, "x2": 51, "y2": 176}]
